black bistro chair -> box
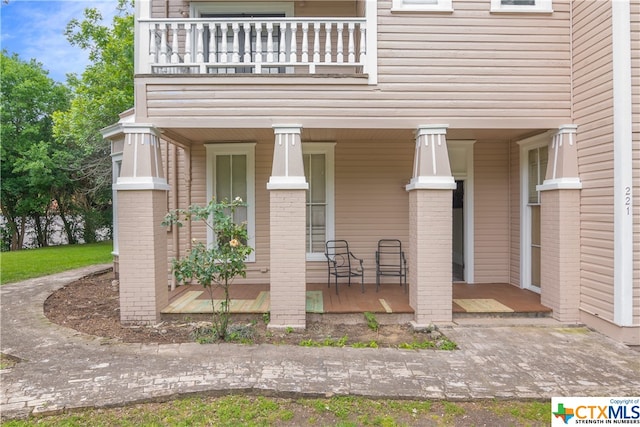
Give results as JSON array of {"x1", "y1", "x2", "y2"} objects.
[
  {"x1": 324, "y1": 240, "x2": 365, "y2": 295},
  {"x1": 375, "y1": 239, "x2": 407, "y2": 293}
]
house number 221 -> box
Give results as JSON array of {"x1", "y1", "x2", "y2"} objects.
[{"x1": 625, "y1": 186, "x2": 632, "y2": 215}]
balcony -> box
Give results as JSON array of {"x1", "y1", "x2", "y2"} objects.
[{"x1": 138, "y1": 17, "x2": 368, "y2": 77}]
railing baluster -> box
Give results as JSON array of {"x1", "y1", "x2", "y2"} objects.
[
  {"x1": 324, "y1": 22, "x2": 332, "y2": 63},
  {"x1": 255, "y1": 23, "x2": 263, "y2": 73},
  {"x1": 348, "y1": 23, "x2": 355, "y2": 63},
  {"x1": 359, "y1": 23, "x2": 366, "y2": 67},
  {"x1": 184, "y1": 23, "x2": 192, "y2": 63},
  {"x1": 159, "y1": 25, "x2": 167, "y2": 64},
  {"x1": 301, "y1": 22, "x2": 309, "y2": 63},
  {"x1": 313, "y1": 23, "x2": 320, "y2": 63},
  {"x1": 149, "y1": 26, "x2": 158, "y2": 64},
  {"x1": 336, "y1": 22, "x2": 344, "y2": 63},
  {"x1": 208, "y1": 23, "x2": 217, "y2": 63},
  {"x1": 289, "y1": 23, "x2": 297, "y2": 63},
  {"x1": 220, "y1": 23, "x2": 228, "y2": 63},
  {"x1": 243, "y1": 23, "x2": 251, "y2": 63},
  {"x1": 266, "y1": 22, "x2": 274, "y2": 63},
  {"x1": 196, "y1": 23, "x2": 204, "y2": 63},
  {"x1": 170, "y1": 24, "x2": 179, "y2": 63},
  {"x1": 279, "y1": 22, "x2": 287, "y2": 62},
  {"x1": 231, "y1": 22, "x2": 240, "y2": 62}
]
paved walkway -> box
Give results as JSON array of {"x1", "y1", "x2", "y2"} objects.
[{"x1": 1, "y1": 266, "x2": 639, "y2": 420}]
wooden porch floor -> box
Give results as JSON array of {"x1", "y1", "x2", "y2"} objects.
[{"x1": 162, "y1": 281, "x2": 551, "y2": 317}]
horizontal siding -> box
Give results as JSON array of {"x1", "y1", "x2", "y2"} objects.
[
  {"x1": 572, "y1": 0, "x2": 615, "y2": 321},
  {"x1": 474, "y1": 141, "x2": 510, "y2": 283},
  {"x1": 141, "y1": 0, "x2": 572, "y2": 129}
]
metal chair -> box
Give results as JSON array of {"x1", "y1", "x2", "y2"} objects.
[
  {"x1": 375, "y1": 239, "x2": 407, "y2": 293},
  {"x1": 324, "y1": 240, "x2": 365, "y2": 295}
]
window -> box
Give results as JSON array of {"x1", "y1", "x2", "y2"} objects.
[
  {"x1": 206, "y1": 143, "x2": 256, "y2": 262},
  {"x1": 391, "y1": 0, "x2": 453, "y2": 12},
  {"x1": 528, "y1": 146, "x2": 548, "y2": 204},
  {"x1": 303, "y1": 143, "x2": 335, "y2": 261},
  {"x1": 490, "y1": 0, "x2": 553, "y2": 13}
]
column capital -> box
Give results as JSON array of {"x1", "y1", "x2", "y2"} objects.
[
  {"x1": 538, "y1": 124, "x2": 582, "y2": 191},
  {"x1": 407, "y1": 125, "x2": 456, "y2": 191},
  {"x1": 267, "y1": 125, "x2": 309, "y2": 190},
  {"x1": 114, "y1": 126, "x2": 169, "y2": 191}
]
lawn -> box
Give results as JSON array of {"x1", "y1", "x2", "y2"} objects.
[
  {"x1": 1, "y1": 395, "x2": 551, "y2": 426},
  {"x1": 0, "y1": 241, "x2": 113, "y2": 285}
]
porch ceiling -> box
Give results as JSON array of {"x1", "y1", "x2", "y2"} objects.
[{"x1": 161, "y1": 127, "x2": 546, "y2": 146}]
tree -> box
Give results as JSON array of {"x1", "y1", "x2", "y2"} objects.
[
  {"x1": 0, "y1": 52, "x2": 71, "y2": 250},
  {"x1": 53, "y1": 0, "x2": 134, "y2": 242},
  {"x1": 163, "y1": 198, "x2": 254, "y2": 341}
]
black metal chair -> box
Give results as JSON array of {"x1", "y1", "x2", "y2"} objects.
[
  {"x1": 375, "y1": 239, "x2": 407, "y2": 293},
  {"x1": 324, "y1": 240, "x2": 365, "y2": 295}
]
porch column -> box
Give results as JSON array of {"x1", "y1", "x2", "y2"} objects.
[
  {"x1": 406, "y1": 125, "x2": 456, "y2": 327},
  {"x1": 267, "y1": 125, "x2": 308, "y2": 329},
  {"x1": 538, "y1": 125, "x2": 582, "y2": 322},
  {"x1": 114, "y1": 124, "x2": 170, "y2": 324}
]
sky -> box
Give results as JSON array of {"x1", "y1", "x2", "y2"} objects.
[{"x1": 1, "y1": 0, "x2": 119, "y2": 82}]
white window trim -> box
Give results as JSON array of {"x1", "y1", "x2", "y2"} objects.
[
  {"x1": 448, "y1": 140, "x2": 475, "y2": 284},
  {"x1": 391, "y1": 0, "x2": 453, "y2": 13},
  {"x1": 111, "y1": 152, "x2": 123, "y2": 256},
  {"x1": 191, "y1": 2, "x2": 294, "y2": 18},
  {"x1": 205, "y1": 143, "x2": 256, "y2": 263},
  {"x1": 303, "y1": 142, "x2": 335, "y2": 262},
  {"x1": 490, "y1": 0, "x2": 553, "y2": 13},
  {"x1": 517, "y1": 131, "x2": 553, "y2": 292}
]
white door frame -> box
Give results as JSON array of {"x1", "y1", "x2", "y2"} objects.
[
  {"x1": 517, "y1": 131, "x2": 554, "y2": 292},
  {"x1": 448, "y1": 140, "x2": 475, "y2": 283}
]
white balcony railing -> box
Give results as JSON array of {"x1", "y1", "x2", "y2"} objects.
[{"x1": 138, "y1": 18, "x2": 367, "y2": 76}]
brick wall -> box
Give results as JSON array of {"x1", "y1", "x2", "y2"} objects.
[
  {"x1": 409, "y1": 189, "x2": 453, "y2": 324},
  {"x1": 269, "y1": 190, "x2": 307, "y2": 328}
]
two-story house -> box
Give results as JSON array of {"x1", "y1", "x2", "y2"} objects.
[{"x1": 102, "y1": 0, "x2": 639, "y2": 345}]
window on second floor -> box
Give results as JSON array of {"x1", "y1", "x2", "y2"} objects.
[
  {"x1": 391, "y1": 0, "x2": 453, "y2": 13},
  {"x1": 490, "y1": 0, "x2": 553, "y2": 13}
]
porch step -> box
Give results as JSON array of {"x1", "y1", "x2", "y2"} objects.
[{"x1": 453, "y1": 310, "x2": 552, "y2": 319}]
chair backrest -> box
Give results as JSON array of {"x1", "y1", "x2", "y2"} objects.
[
  {"x1": 377, "y1": 239, "x2": 403, "y2": 266},
  {"x1": 325, "y1": 240, "x2": 352, "y2": 269}
]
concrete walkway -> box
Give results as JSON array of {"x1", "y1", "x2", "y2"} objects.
[{"x1": 1, "y1": 266, "x2": 639, "y2": 420}]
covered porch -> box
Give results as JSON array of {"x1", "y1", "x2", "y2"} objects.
[{"x1": 161, "y1": 281, "x2": 551, "y2": 319}]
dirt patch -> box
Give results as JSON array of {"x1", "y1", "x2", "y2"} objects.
[{"x1": 44, "y1": 271, "x2": 451, "y2": 348}]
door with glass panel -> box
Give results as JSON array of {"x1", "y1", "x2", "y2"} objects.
[
  {"x1": 215, "y1": 154, "x2": 248, "y2": 242},
  {"x1": 527, "y1": 145, "x2": 547, "y2": 292},
  {"x1": 304, "y1": 153, "x2": 326, "y2": 255}
]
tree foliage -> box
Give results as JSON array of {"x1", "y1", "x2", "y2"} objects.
[
  {"x1": 53, "y1": 0, "x2": 134, "y2": 243},
  {"x1": 0, "y1": 52, "x2": 71, "y2": 249}
]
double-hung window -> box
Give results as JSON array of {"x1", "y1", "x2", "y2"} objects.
[
  {"x1": 206, "y1": 143, "x2": 256, "y2": 262},
  {"x1": 303, "y1": 143, "x2": 335, "y2": 261},
  {"x1": 490, "y1": 0, "x2": 553, "y2": 13}
]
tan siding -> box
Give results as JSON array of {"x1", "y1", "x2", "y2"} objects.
[
  {"x1": 327, "y1": 139, "x2": 414, "y2": 284},
  {"x1": 474, "y1": 141, "x2": 510, "y2": 283},
  {"x1": 509, "y1": 141, "x2": 520, "y2": 286},
  {"x1": 573, "y1": 0, "x2": 615, "y2": 321},
  {"x1": 142, "y1": 0, "x2": 572, "y2": 129}
]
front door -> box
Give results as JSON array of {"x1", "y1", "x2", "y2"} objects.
[{"x1": 452, "y1": 180, "x2": 465, "y2": 282}]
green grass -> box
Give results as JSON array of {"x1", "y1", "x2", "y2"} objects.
[
  {"x1": 0, "y1": 241, "x2": 113, "y2": 285},
  {"x1": 1, "y1": 396, "x2": 551, "y2": 426}
]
